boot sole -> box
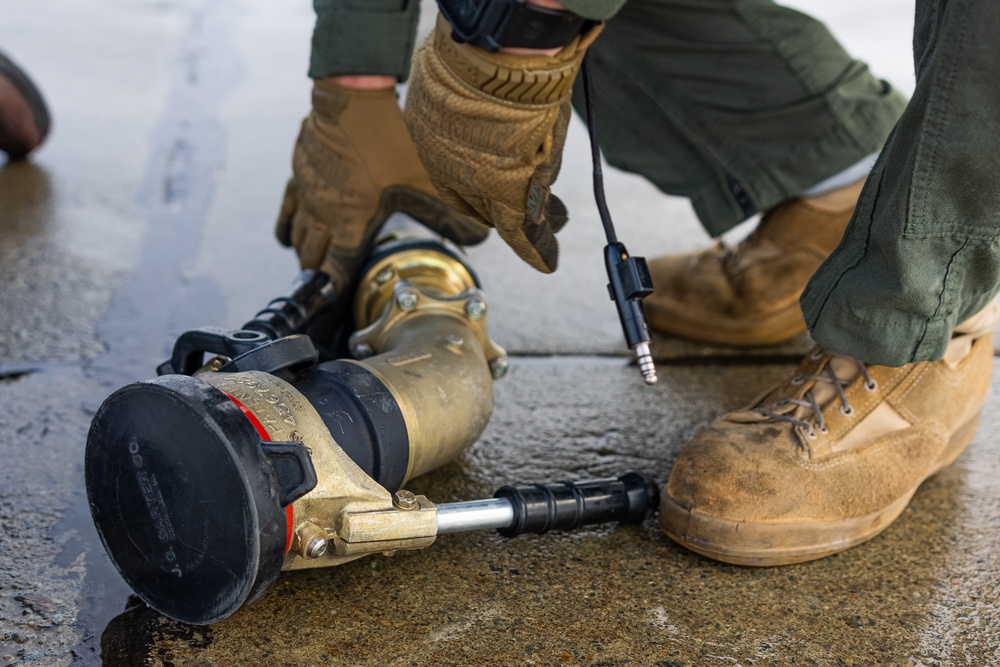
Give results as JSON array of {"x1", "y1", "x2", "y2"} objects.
[
  {"x1": 646, "y1": 301, "x2": 807, "y2": 347},
  {"x1": 659, "y1": 412, "x2": 981, "y2": 566}
]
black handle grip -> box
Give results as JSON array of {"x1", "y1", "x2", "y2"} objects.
[{"x1": 493, "y1": 471, "x2": 659, "y2": 537}]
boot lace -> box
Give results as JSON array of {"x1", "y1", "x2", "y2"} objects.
[{"x1": 754, "y1": 349, "x2": 876, "y2": 439}]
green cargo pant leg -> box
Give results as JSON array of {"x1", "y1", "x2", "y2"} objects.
[
  {"x1": 569, "y1": 0, "x2": 907, "y2": 237},
  {"x1": 802, "y1": 0, "x2": 1000, "y2": 367},
  {"x1": 310, "y1": 0, "x2": 422, "y2": 80}
]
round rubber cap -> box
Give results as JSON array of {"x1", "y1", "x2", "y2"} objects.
[{"x1": 85, "y1": 375, "x2": 287, "y2": 625}]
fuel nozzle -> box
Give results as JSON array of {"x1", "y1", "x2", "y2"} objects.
[
  {"x1": 85, "y1": 215, "x2": 662, "y2": 626},
  {"x1": 605, "y1": 242, "x2": 657, "y2": 386}
]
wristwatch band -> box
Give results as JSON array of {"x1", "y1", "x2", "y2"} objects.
[{"x1": 438, "y1": 0, "x2": 590, "y2": 52}]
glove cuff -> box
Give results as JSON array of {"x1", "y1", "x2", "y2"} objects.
[
  {"x1": 433, "y1": 13, "x2": 602, "y2": 106},
  {"x1": 310, "y1": 79, "x2": 400, "y2": 119}
]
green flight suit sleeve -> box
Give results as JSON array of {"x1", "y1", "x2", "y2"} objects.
[
  {"x1": 559, "y1": 0, "x2": 627, "y2": 20},
  {"x1": 308, "y1": 0, "x2": 624, "y2": 81},
  {"x1": 310, "y1": 0, "x2": 422, "y2": 80}
]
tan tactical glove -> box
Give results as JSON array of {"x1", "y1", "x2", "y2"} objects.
[
  {"x1": 276, "y1": 80, "x2": 489, "y2": 288},
  {"x1": 405, "y1": 15, "x2": 602, "y2": 273}
]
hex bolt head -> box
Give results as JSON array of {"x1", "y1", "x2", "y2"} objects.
[
  {"x1": 465, "y1": 297, "x2": 487, "y2": 320},
  {"x1": 396, "y1": 290, "x2": 418, "y2": 312},
  {"x1": 305, "y1": 536, "x2": 328, "y2": 559},
  {"x1": 352, "y1": 342, "x2": 374, "y2": 359},
  {"x1": 375, "y1": 269, "x2": 396, "y2": 285},
  {"x1": 393, "y1": 490, "x2": 418, "y2": 510},
  {"x1": 490, "y1": 356, "x2": 509, "y2": 379}
]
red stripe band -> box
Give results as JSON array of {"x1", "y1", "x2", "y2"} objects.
[{"x1": 223, "y1": 392, "x2": 295, "y2": 554}]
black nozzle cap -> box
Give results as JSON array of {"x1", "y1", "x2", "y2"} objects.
[{"x1": 85, "y1": 375, "x2": 289, "y2": 625}]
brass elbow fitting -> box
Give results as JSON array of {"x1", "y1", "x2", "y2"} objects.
[{"x1": 201, "y1": 238, "x2": 507, "y2": 573}]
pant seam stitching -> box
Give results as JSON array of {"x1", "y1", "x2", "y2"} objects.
[{"x1": 913, "y1": 239, "x2": 970, "y2": 361}]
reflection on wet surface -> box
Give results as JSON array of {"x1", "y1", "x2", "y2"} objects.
[{"x1": 0, "y1": 162, "x2": 53, "y2": 239}]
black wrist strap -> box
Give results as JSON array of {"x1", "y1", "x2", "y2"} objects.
[
  {"x1": 438, "y1": 0, "x2": 590, "y2": 52},
  {"x1": 497, "y1": 2, "x2": 589, "y2": 49}
]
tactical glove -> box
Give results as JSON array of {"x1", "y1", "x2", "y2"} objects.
[
  {"x1": 276, "y1": 80, "x2": 489, "y2": 288},
  {"x1": 405, "y1": 15, "x2": 602, "y2": 273}
]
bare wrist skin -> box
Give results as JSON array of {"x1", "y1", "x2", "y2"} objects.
[
  {"x1": 500, "y1": 0, "x2": 569, "y2": 56},
  {"x1": 523, "y1": 0, "x2": 566, "y2": 8},
  {"x1": 325, "y1": 75, "x2": 398, "y2": 90}
]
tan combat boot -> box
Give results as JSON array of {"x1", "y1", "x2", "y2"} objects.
[
  {"x1": 0, "y1": 50, "x2": 50, "y2": 160},
  {"x1": 644, "y1": 180, "x2": 864, "y2": 346},
  {"x1": 659, "y1": 302, "x2": 998, "y2": 566}
]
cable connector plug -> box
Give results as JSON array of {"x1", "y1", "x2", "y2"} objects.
[{"x1": 605, "y1": 242, "x2": 657, "y2": 386}]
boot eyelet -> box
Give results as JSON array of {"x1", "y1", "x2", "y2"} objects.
[
  {"x1": 840, "y1": 404, "x2": 855, "y2": 417},
  {"x1": 805, "y1": 428, "x2": 817, "y2": 440},
  {"x1": 864, "y1": 379, "x2": 878, "y2": 392},
  {"x1": 817, "y1": 425, "x2": 829, "y2": 435},
  {"x1": 790, "y1": 375, "x2": 804, "y2": 386},
  {"x1": 810, "y1": 349, "x2": 824, "y2": 361}
]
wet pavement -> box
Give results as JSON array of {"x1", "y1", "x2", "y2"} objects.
[{"x1": 1, "y1": 1, "x2": 998, "y2": 665}]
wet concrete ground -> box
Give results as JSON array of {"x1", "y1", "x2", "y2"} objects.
[{"x1": 1, "y1": 0, "x2": 998, "y2": 665}]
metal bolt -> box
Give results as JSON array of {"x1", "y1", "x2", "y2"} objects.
[
  {"x1": 352, "y1": 342, "x2": 374, "y2": 359},
  {"x1": 204, "y1": 356, "x2": 225, "y2": 372},
  {"x1": 396, "y1": 289, "x2": 418, "y2": 312},
  {"x1": 393, "y1": 489, "x2": 418, "y2": 510},
  {"x1": 465, "y1": 297, "x2": 486, "y2": 320},
  {"x1": 375, "y1": 269, "x2": 395, "y2": 285},
  {"x1": 446, "y1": 335, "x2": 463, "y2": 348},
  {"x1": 297, "y1": 522, "x2": 329, "y2": 559},
  {"x1": 305, "y1": 536, "x2": 328, "y2": 559},
  {"x1": 490, "y1": 356, "x2": 509, "y2": 380}
]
